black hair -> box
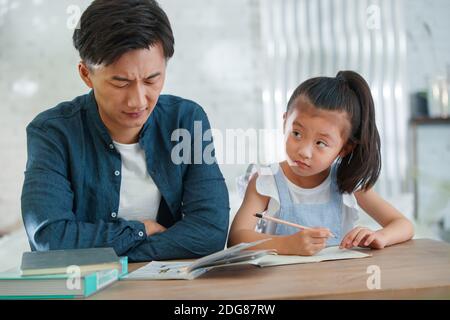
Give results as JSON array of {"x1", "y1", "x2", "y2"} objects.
[
  {"x1": 73, "y1": 0, "x2": 174, "y2": 67},
  {"x1": 286, "y1": 70, "x2": 381, "y2": 193}
]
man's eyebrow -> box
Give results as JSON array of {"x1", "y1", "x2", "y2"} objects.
[{"x1": 111, "y1": 72, "x2": 161, "y2": 81}]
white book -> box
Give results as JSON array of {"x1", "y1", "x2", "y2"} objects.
[{"x1": 122, "y1": 240, "x2": 371, "y2": 280}]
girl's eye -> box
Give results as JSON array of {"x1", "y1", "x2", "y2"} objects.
[
  {"x1": 291, "y1": 131, "x2": 301, "y2": 138},
  {"x1": 317, "y1": 141, "x2": 328, "y2": 148}
]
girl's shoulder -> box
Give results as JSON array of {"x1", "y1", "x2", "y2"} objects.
[
  {"x1": 236, "y1": 163, "x2": 279, "y2": 200},
  {"x1": 254, "y1": 163, "x2": 280, "y2": 198}
]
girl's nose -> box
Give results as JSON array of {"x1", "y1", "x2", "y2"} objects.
[{"x1": 298, "y1": 143, "x2": 313, "y2": 159}]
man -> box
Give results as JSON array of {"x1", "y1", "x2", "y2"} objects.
[{"x1": 21, "y1": 0, "x2": 230, "y2": 262}]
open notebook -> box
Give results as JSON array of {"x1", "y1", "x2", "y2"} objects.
[
  {"x1": 122, "y1": 240, "x2": 371, "y2": 280},
  {"x1": 252, "y1": 246, "x2": 371, "y2": 267}
]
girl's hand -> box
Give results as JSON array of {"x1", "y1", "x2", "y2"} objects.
[
  {"x1": 284, "y1": 228, "x2": 332, "y2": 256},
  {"x1": 340, "y1": 227, "x2": 388, "y2": 249}
]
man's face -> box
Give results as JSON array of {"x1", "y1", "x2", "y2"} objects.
[{"x1": 79, "y1": 43, "x2": 166, "y2": 140}]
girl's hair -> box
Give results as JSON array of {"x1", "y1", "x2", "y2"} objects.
[{"x1": 286, "y1": 70, "x2": 381, "y2": 193}]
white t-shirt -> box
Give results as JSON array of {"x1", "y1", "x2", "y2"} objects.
[
  {"x1": 247, "y1": 163, "x2": 360, "y2": 235},
  {"x1": 113, "y1": 141, "x2": 161, "y2": 221}
]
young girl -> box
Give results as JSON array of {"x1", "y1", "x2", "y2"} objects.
[{"x1": 229, "y1": 70, "x2": 414, "y2": 256}]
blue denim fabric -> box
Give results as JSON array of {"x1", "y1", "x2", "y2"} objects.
[
  {"x1": 21, "y1": 90, "x2": 230, "y2": 262},
  {"x1": 272, "y1": 164, "x2": 343, "y2": 246}
]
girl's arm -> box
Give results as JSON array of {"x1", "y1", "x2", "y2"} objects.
[
  {"x1": 228, "y1": 174, "x2": 331, "y2": 255},
  {"x1": 341, "y1": 188, "x2": 415, "y2": 249},
  {"x1": 228, "y1": 174, "x2": 272, "y2": 246}
]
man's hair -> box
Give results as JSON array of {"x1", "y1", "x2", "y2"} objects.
[{"x1": 73, "y1": 0, "x2": 174, "y2": 67}]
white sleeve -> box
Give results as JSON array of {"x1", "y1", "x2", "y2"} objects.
[
  {"x1": 341, "y1": 193, "x2": 361, "y2": 233},
  {"x1": 235, "y1": 163, "x2": 258, "y2": 199},
  {"x1": 254, "y1": 165, "x2": 281, "y2": 215}
]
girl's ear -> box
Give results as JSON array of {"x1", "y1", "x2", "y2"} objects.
[{"x1": 339, "y1": 141, "x2": 355, "y2": 158}]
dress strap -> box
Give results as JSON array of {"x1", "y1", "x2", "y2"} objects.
[{"x1": 272, "y1": 164, "x2": 294, "y2": 208}]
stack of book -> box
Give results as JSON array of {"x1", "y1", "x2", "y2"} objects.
[{"x1": 0, "y1": 247, "x2": 127, "y2": 299}]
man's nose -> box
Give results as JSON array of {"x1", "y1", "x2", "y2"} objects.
[{"x1": 127, "y1": 84, "x2": 147, "y2": 109}]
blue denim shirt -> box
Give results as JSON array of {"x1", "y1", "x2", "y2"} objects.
[{"x1": 21, "y1": 90, "x2": 230, "y2": 262}]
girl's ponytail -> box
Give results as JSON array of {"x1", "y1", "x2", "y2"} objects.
[{"x1": 336, "y1": 70, "x2": 381, "y2": 193}]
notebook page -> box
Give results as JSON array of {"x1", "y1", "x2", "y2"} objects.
[
  {"x1": 253, "y1": 246, "x2": 371, "y2": 267},
  {"x1": 122, "y1": 261, "x2": 207, "y2": 280}
]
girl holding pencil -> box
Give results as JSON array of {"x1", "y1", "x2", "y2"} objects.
[{"x1": 229, "y1": 71, "x2": 414, "y2": 256}]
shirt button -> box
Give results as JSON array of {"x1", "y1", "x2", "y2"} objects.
[
  {"x1": 114, "y1": 170, "x2": 120, "y2": 176},
  {"x1": 109, "y1": 144, "x2": 114, "y2": 150},
  {"x1": 138, "y1": 231, "x2": 144, "y2": 237},
  {"x1": 111, "y1": 212, "x2": 117, "y2": 218}
]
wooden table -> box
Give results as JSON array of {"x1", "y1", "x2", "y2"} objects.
[{"x1": 90, "y1": 239, "x2": 450, "y2": 299}]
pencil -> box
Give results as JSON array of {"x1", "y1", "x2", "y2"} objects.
[{"x1": 254, "y1": 213, "x2": 336, "y2": 238}]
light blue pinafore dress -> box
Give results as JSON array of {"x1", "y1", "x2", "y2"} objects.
[{"x1": 271, "y1": 164, "x2": 343, "y2": 246}]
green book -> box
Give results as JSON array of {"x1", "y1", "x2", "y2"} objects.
[
  {"x1": 20, "y1": 247, "x2": 125, "y2": 276},
  {"x1": 0, "y1": 257, "x2": 127, "y2": 299}
]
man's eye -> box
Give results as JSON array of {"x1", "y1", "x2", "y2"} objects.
[
  {"x1": 292, "y1": 131, "x2": 301, "y2": 138},
  {"x1": 113, "y1": 82, "x2": 128, "y2": 88}
]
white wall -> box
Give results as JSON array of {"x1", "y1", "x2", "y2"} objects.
[
  {"x1": 0, "y1": 0, "x2": 263, "y2": 233},
  {"x1": 0, "y1": 0, "x2": 87, "y2": 233},
  {"x1": 405, "y1": 0, "x2": 450, "y2": 93}
]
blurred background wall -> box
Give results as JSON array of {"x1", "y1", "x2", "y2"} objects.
[
  {"x1": 0, "y1": 0, "x2": 449, "y2": 268},
  {"x1": 0, "y1": 0, "x2": 264, "y2": 235}
]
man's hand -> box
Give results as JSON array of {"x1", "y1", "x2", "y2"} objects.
[
  {"x1": 340, "y1": 227, "x2": 388, "y2": 249},
  {"x1": 141, "y1": 219, "x2": 167, "y2": 236}
]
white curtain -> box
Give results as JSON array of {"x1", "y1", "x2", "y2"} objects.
[{"x1": 259, "y1": 0, "x2": 409, "y2": 198}]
